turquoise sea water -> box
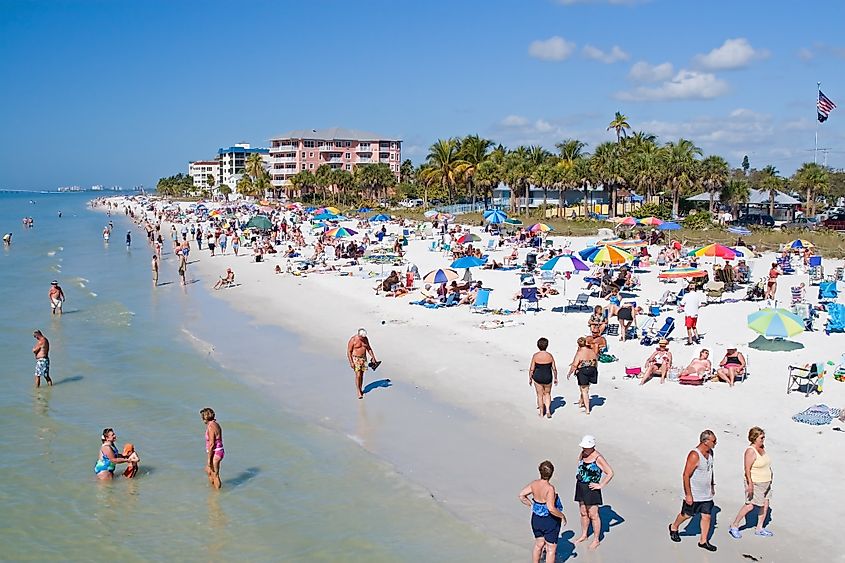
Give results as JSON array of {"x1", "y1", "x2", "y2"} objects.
[{"x1": 0, "y1": 192, "x2": 511, "y2": 561}]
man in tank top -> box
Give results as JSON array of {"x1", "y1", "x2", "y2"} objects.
[{"x1": 669, "y1": 429, "x2": 718, "y2": 552}]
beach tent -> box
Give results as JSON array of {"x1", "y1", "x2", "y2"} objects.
[{"x1": 245, "y1": 215, "x2": 273, "y2": 230}]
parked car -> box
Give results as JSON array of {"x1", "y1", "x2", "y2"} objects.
[
  {"x1": 781, "y1": 217, "x2": 819, "y2": 230},
  {"x1": 731, "y1": 214, "x2": 775, "y2": 227},
  {"x1": 822, "y1": 212, "x2": 845, "y2": 231}
]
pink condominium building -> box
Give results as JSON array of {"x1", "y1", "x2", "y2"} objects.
[{"x1": 268, "y1": 127, "x2": 401, "y2": 190}]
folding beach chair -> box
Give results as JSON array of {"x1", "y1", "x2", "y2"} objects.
[
  {"x1": 428, "y1": 241, "x2": 438, "y2": 252},
  {"x1": 540, "y1": 270, "x2": 557, "y2": 285},
  {"x1": 791, "y1": 285, "x2": 805, "y2": 304},
  {"x1": 566, "y1": 293, "x2": 590, "y2": 312},
  {"x1": 825, "y1": 302, "x2": 845, "y2": 335},
  {"x1": 486, "y1": 239, "x2": 495, "y2": 251},
  {"x1": 519, "y1": 287, "x2": 540, "y2": 313},
  {"x1": 787, "y1": 363, "x2": 822, "y2": 396},
  {"x1": 641, "y1": 316, "x2": 675, "y2": 345},
  {"x1": 471, "y1": 288, "x2": 491, "y2": 313},
  {"x1": 705, "y1": 281, "x2": 724, "y2": 304},
  {"x1": 818, "y1": 281, "x2": 838, "y2": 303}
]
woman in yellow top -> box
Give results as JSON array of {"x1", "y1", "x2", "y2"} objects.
[{"x1": 729, "y1": 427, "x2": 773, "y2": 539}]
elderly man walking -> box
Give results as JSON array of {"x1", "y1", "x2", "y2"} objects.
[{"x1": 669, "y1": 429, "x2": 718, "y2": 552}]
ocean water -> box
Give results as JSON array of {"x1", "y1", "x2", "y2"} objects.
[{"x1": 0, "y1": 192, "x2": 511, "y2": 561}]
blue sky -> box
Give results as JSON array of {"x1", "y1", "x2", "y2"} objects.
[{"x1": 1, "y1": 0, "x2": 843, "y2": 189}]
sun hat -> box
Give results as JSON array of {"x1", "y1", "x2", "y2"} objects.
[
  {"x1": 659, "y1": 338, "x2": 669, "y2": 345},
  {"x1": 579, "y1": 435, "x2": 596, "y2": 449}
]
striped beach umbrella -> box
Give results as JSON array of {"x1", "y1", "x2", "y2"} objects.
[
  {"x1": 483, "y1": 209, "x2": 508, "y2": 224},
  {"x1": 587, "y1": 245, "x2": 634, "y2": 265},
  {"x1": 688, "y1": 243, "x2": 737, "y2": 259},
  {"x1": 786, "y1": 239, "x2": 814, "y2": 250},
  {"x1": 658, "y1": 267, "x2": 708, "y2": 280},
  {"x1": 529, "y1": 223, "x2": 553, "y2": 233},
  {"x1": 423, "y1": 268, "x2": 459, "y2": 284},
  {"x1": 325, "y1": 227, "x2": 357, "y2": 238},
  {"x1": 423, "y1": 209, "x2": 439, "y2": 218},
  {"x1": 615, "y1": 216, "x2": 639, "y2": 226},
  {"x1": 540, "y1": 254, "x2": 589, "y2": 273},
  {"x1": 638, "y1": 216, "x2": 664, "y2": 226},
  {"x1": 597, "y1": 239, "x2": 647, "y2": 249},
  {"x1": 747, "y1": 308, "x2": 805, "y2": 339},
  {"x1": 455, "y1": 233, "x2": 481, "y2": 244}
]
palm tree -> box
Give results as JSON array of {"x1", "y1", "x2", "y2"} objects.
[
  {"x1": 530, "y1": 160, "x2": 559, "y2": 216},
  {"x1": 290, "y1": 170, "x2": 316, "y2": 199},
  {"x1": 475, "y1": 156, "x2": 503, "y2": 210},
  {"x1": 458, "y1": 135, "x2": 493, "y2": 208},
  {"x1": 759, "y1": 165, "x2": 782, "y2": 217},
  {"x1": 315, "y1": 164, "x2": 334, "y2": 202},
  {"x1": 205, "y1": 174, "x2": 216, "y2": 199},
  {"x1": 591, "y1": 142, "x2": 625, "y2": 218},
  {"x1": 245, "y1": 153, "x2": 265, "y2": 180},
  {"x1": 554, "y1": 139, "x2": 589, "y2": 218},
  {"x1": 699, "y1": 155, "x2": 729, "y2": 213},
  {"x1": 607, "y1": 111, "x2": 631, "y2": 142},
  {"x1": 720, "y1": 179, "x2": 750, "y2": 219},
  {"x1": 502, "y1": 147, "x2": 533, "y2": 214},
  {"x1": 331, "y1": 169, "x2": 354, "y2": 205},
  {"x1": 662, "y1": 138, "x2": 702, "y2": 217},
  {"x1": 421, "y1": 138, "x2": 463, "y2": 203},
  {"x1": 555, "y1": 139, "x2": 588, "y2": 163},
  {"x1": 792, "y1": 162, "x2": 829, "y2": 216}
]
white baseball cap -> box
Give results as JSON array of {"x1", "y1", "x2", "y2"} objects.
[{"x1": 579, "y1": 435, "x2": 596, "y2": 449}]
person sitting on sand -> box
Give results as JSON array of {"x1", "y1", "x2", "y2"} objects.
[
  {"x1": 640, "y1": 339, "x2": 673, "y2": 385},
  {"x1": 483, "y1": 259, "x2": 503, "y2": 270},
  {"x1": 588, "y1": 305, "x2": 607, "y2": 336},
  {"x1": 680, "y1": 349, "x2": 712, "y2": 381},
  {"x1": 715, "y1": 347, "x2": 746, "y2": 386},
  {"x1": 460, "y1": 281, "x2": 484, "y2": 305},
  {"x1": 504, "y1": 247, "x2": 519, "y2": 266},
  {"x1": 213, "y1": 268, "x2": 235, "y2": 290}
]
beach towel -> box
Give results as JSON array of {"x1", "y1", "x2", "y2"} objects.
[
  {"x1": 409, "y1": 300, "x2": 443, "y2": 309},
  {"x1": 791, "y1": 405, "x2": 843, "y2": 426}
]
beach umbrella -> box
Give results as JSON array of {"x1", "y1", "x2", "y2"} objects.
[
  {"x1": 616, "y1": 216, "x2": 639, "y2": 226},
  {"x1": 727, "y1": 226, "x2": 751, "y2": 236},
  {"x1": 786, "y1": 239, "x2": 814, "y2": 250},
  {"x1": 370, "y1": 213, "x2": 391, "y2": 222},
  {"x1": 423, "y1": 209, "x2": 439, "y2": 218},
  {"x1": 455, "y1": 233, "x2": 481, "y2": 244},
  {"x1": 588, "y1": 245, "x2": 634, "y2": 265},
  {"x1": 504, "y1": 218, "x2": 523, "y2": 226},
  {"x1": 325, "y1": 227, "x2": 358, "y2": 239},
  {"x1": 423, "y1": 268, "x2": 459, "y2": 284},
  {"x1": 450, "y1": 256, "x2": 487, "y2": 269},
  {"x1": 357, "y1": 207, "x2": 371, "y2": 213},
  {"x1": 658, "y1": 221, "x2": 681, "y2": 231},
  {"x1": 312, "y1": 212, "x2": 339, "y2": 221},
  {"x1": 540, "y1": 254, "x2": 589, "y2": 273},
  {"x1": 323, "y1": 206, "x2": 340, "y2": 215},
  {"x1": 658, "y1": 267, "x2": 708, "y2": 280},
  {"x1": 483, "y1": 209, "x2": 508, "y2": 224},
  {"x1": 747, "y1": 308, "x2": 805, "y2": 339},
  {"x1": 310, "y1": 221, "x2": 328, "y2": 229},
  {"x1": 688, "y1": 243, "x2": 737, "y2": 259},
  {"x1": 529, "y1": 223, "x2": 553, "y2": 233},
  {"x1": 639, "y1": 216, "x2": 664, "y2": 226},
  {"x1": 245, "y1": 215, "x2": 273, "y2": 230},
  {"x1": 434, "y1": 212, "x2": 454, "y2": 221},
  {"x1": 597, "y1": 239, "x2": 647, "y2": 249}
]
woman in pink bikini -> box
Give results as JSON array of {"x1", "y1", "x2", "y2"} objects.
[{"x1": 200, "y1": 407, "x2": 224, "y2": 489}]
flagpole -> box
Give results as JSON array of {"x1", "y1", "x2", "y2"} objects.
[{"x1": 815, "y1": 81, "x2": 821, "y2": 164}]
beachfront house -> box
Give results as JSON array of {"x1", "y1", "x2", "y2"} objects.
[
  {"x1": 492, "y1": 184, "x2": 653, "y2": 218},
  {"x1": 686, "y1": 189, "x2": 801, "y2": 223}
]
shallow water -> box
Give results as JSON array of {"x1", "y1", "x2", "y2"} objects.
[{"x1": 0, "y1": 192, "x2": 512, "y2": 561}]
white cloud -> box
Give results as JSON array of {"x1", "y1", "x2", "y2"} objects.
[
  {"x1": 528, "y1": 36, "x2": 576, "y2": 61},
  {"x1": 501, "y1": 115, "x2": 529, "y2": 127},
  {"x1": 534, "y1": 119, "x2": 554, "y2": 133},
  {"x1": 693, "y1": 38, "x2": 769, "y2": 70},
  {"x1": 797, "y1": 47, "x2": 815, "y2": 61},
  {"x1": 628, "y1": 61, "x2": 674, "y2": 82},
  {"x1": 582, "y1": 44, "x2": 630, "y2": 63},
  {"x1": 616, "y1": 70, "x2": 729, "y2": 101}
]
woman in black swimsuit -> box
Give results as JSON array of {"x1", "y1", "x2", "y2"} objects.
[
  {"x1": 568, "y1": 337, "x2": 599, "y2": 415},
  {"x1": 529, "y1": 337, "x2": 558, "y2": 419}
]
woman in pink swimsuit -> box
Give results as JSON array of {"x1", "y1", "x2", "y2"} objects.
[{"x1": 200, "y1": 407, "x2": 224, "y2": 489}]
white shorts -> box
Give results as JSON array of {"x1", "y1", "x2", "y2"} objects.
[{"x1": 51, "y1": 298, "x2": 63, "y2": 310}]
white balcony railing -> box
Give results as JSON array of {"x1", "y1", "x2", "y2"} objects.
[
  {"x1": 273, "y1": 157, "x2": 297, "y2": 164},
  {"x1": 270, "y1": 145, "x2": 298, "y2": 153},
  {"x1": 356, "y1": 158, "x2": 373, "y2": 164}
]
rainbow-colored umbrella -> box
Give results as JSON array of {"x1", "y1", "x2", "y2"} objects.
[
  {"x1": 786, "y1": 239, "x2": 814, "y2": 250},
  {"x1": 638, "y1": 216, "x2": 664, "y2": 226},
  {"x1": 747, "y1": 308, "x2": 805, "y2": 339},
  {"x1": 658, "y1": 267, "x2": 707, "y2": 280},
  {"x1": 598, "y1": 239, "x2": 647, "y2": 249},
  {"x1": 615, "y1": 216, "x2": 639, "y2": 226},
  {"x1": 688, "y1": 243, "x2": 737, "y2": 259},
  {"x1": 314, "y1": 206, "x2": 340, "y2": 215},
  {"x1": 529, "y1": 223, "x2": 553, "y2": 233},
  {"x1": 540, "y1": 254, "x2": 589, "y2": 273},
  {"x1": 586, "y1": 245, "x2": 634, "y2": 265},
  {"x1": 325, "y1": 227, "x2": 357, "y2": 238}
]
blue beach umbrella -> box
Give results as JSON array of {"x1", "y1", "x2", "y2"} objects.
[
  {"x1": 370, "y1": 213, "x2": 391, "y2": 222},
  {"x1": 450, "y1": 256, "x2": 487, "y2": 269},
  {"x1": 578, "y1": 246, "x2": 602, "y2": 261},
  {"x1": 312, "y1": 212, "x2": 338, "y2": 221},
  {"x1": 483, "y1": 209, "x2": 508, "y2": 224},
  {"x1": 658, "y1": 221, "x2": 681, "y2": 231},
  {"x1": 357, "y1": 207, "x2": 371, "y2": 213}
]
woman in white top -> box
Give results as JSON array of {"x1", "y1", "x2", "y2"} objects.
[{"x1": 729, "y1": 427, "x2": 774, "y2": 539}]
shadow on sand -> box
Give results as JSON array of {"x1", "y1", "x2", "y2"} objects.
[
  {"x1": 550, "y1": 396, "x2": 566, "y2": 414},
  {"x1": 52, "y1": 375, "x2": 84, "y2": 386},
  {"x1": 364, "y1": 379, "x2": 392, "y2": 394}
]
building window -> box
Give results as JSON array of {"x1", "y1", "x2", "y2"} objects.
[
  {"x1": 309, "y1": 152, "x2": 314, "y2": 157},
  {"x1": 345, "y1": 153, "x2": 350, "y2": 159},
  {"x1": 304, "y1": 140, "x2": 315, "y2": 148},
  {"x1": 346, "y1": 164, "x2": 351, "y2": 170},
  {"x1": 309, "y1": 163, "x2": 314, "y2": 169},
  {"x1": 301, "y1": 152, "x2": 305, "y2": 158}
]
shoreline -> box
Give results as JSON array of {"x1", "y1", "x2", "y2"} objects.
[{"x1": 103, "y1": 197, "x2": 844, "y2": 562}]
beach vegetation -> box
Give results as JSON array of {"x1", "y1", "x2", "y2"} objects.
[{"x1": 156, "y1": 173, "x2": 193, "y2": 197}]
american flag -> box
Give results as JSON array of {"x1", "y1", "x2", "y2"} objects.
[{"x1": 818, "y1": 90, "x2": 837, "y2": 123}]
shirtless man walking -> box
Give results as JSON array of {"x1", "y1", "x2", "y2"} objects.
[
  {"x1": 33, "y1": 330, "x2": 52, "y2": 387},
  {"x1": 48, "y1": 281, "x2": 65, "y2": 315},
  {"x1": 347, "y1": 328, "x2": 379, "y2": 399}
]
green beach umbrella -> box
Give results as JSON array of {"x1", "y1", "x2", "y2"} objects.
[
  {"x1": 747, "y1": 308, "x2": 805, "y2": 339},
  {"x1": 245, "y1": 215, "x2": 273, "y2": 230}
]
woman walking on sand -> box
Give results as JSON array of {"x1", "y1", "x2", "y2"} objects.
[
  {"x1": 567, "y1": 337, "x2": 598, "y2": 415},
  {"x1": 519, "y1": 460, "x2": 567, "y2": 563},
  {"x1": 574, "y1": 435, "x2": 614, "y2": 550},
  {"x1": 729, "y1": 427, "x2": 774, "y2": 539},
  {"x1": 529, "y1": 337, "x2": 558, "y2": 418}
]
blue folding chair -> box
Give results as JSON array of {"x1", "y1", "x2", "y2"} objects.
[
  {"x1": 519, "y1": 287, "x2": 540, "y2": 313},
  {"x1": 471, "y1": 288, "x2": 491, "y2": 313},
  {"x1": 819, "y1": 281, "x2": 838, "y2": 302}
]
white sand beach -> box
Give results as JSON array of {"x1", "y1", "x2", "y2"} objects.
[{"x1": 108, "y1": 198, "x2": 845, "y2": 562}]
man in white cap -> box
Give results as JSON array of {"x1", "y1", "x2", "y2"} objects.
[
  {"x1": 346, "y1": 328, "x2": 380, "y2": 399},
  {"x1": 48, "y1": 280, "x2": 65, "y2": 315}
]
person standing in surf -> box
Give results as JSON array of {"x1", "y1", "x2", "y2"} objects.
[
  {"x1": 200, "y1": 408, "x2": 224, "y2": 489},
  {"x1": 32, "y1": 330, "x2": 52, "y2": 387},
  {"x1": 48, "y1": 281, "x2": 65, "y2": 315}
]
